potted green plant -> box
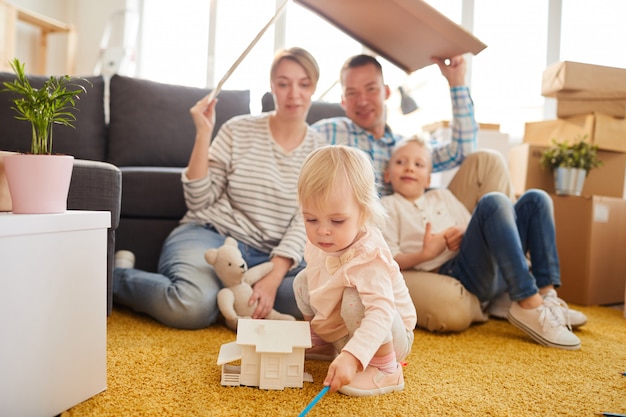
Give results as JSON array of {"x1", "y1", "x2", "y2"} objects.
[
  {"x1": 1, "y1": 58, "x2": 88, "y2": 213},
  {"x1": 540, "y1": 135, "x2": 603, "y2": 196}
]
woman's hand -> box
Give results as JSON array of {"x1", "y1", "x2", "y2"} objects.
[
  {"x1": 249, "y1": 273, "x2": 280, "y2": 319},
  {"x1": 186, "y1": 95, "x2": 217, "y2": 180},
  {"x1": 189, "y1": 94, "x2": 217, "y2": 141},
  {"x1": 324, "y1": 351, "x2": 360, "y2": 393},
  {"x1": 249, "y1": 255, "x2": 291, "y2": 319}
]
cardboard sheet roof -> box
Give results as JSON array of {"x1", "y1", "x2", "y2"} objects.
[{"x1": 294, "y1": 0, "x2": 487, "y2": 73}]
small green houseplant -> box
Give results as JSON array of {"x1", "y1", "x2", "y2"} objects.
[
  {"x1": 540, "y1": 136, "x2": 603, "y2": 175},
  {"x1": 540, "y1": 136, "x2": 603, "y2": 196},
  {"x1": 2, "y1": 57, "x2": 87, "y2": 155},
  {"x1": 1, "y1": 58, "x2": 88, "y2": 213}
]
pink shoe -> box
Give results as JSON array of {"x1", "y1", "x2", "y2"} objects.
[{"x1": 339, "y1": 363, "x2": 404, "y2": 397}]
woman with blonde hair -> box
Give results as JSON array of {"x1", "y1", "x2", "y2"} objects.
[{"x1": 113, "y1": 47, "x2": 326, "y2": 329}]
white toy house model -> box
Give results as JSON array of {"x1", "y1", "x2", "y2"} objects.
[{"x1": 217, "y1": 319, "x2": 313, "y2": 390}]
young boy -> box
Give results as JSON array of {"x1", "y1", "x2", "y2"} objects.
[{"x1": 380, "y1": 136, "x2": 586, "y2": 350}]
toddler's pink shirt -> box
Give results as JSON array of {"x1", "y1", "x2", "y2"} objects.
[{"x1": 304, "y1": 226, "x2": 417, "y2": 367}]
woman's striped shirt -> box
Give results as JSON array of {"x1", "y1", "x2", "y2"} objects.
[{"x1": 181, "y1": 113, "x2": 326, "y2": 267}]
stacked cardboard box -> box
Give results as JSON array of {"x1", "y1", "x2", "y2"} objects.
[
  {"x1": 551, "y1": 195, "x2": 626, "y2": 306},
  {"x1": 523, "y1": 61, "x2": 626, "y2": 159},
  {"x1": 509, "y1": 61, "x2": 626, "y2": 306},
  {"x1": 542, "y1": 61, "x2": 626, "y2": 118},
  {"x1": 510, "y1": 61, "x2": 626, "y2": 197}
]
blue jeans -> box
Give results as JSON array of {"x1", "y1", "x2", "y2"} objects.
[
  {"x1": 113, "y1": 222, "x2": 305, "y2": 329},
  {"x1": 438, "y1": 189, "x2": 561, "y2": 303}
]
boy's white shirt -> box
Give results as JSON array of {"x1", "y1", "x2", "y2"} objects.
[{"x1": 381, "y1": 189, "x2": 471, "y2": 272}]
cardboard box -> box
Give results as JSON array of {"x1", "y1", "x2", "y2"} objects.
[
  {"x1": 293, "y1": 0, "x2": 487, "y2": 72},
  {"x1": 551, "y1": 194, "x2": 626, "y2": 305},
  {"x1": 523, "y1": 113, "x2": 626, "y2": 153},
  {"x1": 542, "y1": 61, "x2": 626, "y2": 99},
  {"x1": 555, "y1": 98, "x2": 626, "y2": 119},
  {"x1": 508, "y1": 143, "x2": 626, "y2": 199}
]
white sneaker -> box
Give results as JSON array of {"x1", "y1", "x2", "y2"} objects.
[
  {"x1": 507, "y1": 298, "x2": 581, "y2": 350},
  {"x1": 542, "y1": 289, "x2": 587, "y2": 328},
  {"x1": 489, "y1": 291, "x2": 587, "y2": 328},
  {"x1": 115, "y1": 250, "x2": 135, "y2": 269}
]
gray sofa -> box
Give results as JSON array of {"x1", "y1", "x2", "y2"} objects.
[{"x1": 0, "y1": 72, "x2": 345, "y2": 315}]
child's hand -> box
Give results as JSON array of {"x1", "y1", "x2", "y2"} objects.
[
  {"x1": 323, "y1": 351, "x2": 360, "y2": 392},
  {"x1": 421, "y1": 222, "x2": 447, "y2": 260},
  {"x1": 443, "y1": 226, "x2": 464, "y2": 251}
]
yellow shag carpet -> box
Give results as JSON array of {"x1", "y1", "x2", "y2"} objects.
[{"x1": 63, "y1": 305, "x2": 626, "y2": 417}]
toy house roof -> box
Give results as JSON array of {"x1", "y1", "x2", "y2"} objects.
[
  {"x1": 217, "y1": 320, "x2": 312, "y2": 366},
  {"x1": 237, "y1": 319, "x2": 312, "y2": 353},
  {"x1": 216, "y1": 341, "x2": 242, "y2": 366}
]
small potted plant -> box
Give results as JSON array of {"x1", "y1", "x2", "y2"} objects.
[
  {"x1": 1, "y1": 58, "x2": 88, "y2": 213},
  {"x1": 540, "y1": 135, "x2": 603, "y2": 196}
]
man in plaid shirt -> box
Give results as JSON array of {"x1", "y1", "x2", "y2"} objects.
[
  {"x1": 313, "y1": 54, "x2": 512, "y2": 208},
  {"x1": 312, "y1": 54, "x2": 515, "y2": 334}
]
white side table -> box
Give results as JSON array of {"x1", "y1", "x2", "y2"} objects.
[{"x1": 0, "y1": 211, "x2": 110, "y2": 417}]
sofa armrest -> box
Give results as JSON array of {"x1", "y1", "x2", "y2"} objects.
[
  {"x1": 68, "y1": 159, "x2": 122, "y2": 228},
  {"x1": 67, "y1": 159, "x2": 122, "y2": 316}
]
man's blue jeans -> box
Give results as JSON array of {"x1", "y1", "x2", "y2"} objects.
[
  {"x1": 438, "y1": 189, "x2": 561, "y2": 303},
  {"x1": 112, "y1": 222, "x2": 304, "y2": 329}
]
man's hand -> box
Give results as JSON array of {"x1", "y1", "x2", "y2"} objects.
[{"x1": 432, "y1": 55, "x2": 466, "y2": 87}]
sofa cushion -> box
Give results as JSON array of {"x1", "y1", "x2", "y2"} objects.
[
  {"x1": 0, "y1": 73, "x2": 107, "y2": 161},
  {"x1": 119, "y1": 166, "x2": 186, "y2": 219},
  {"x1": 261, "y1": 91, "x2": 345, "y2": 125},
  {"x1": 108, "y1": 75, "x2": 250, "y2": 167}
]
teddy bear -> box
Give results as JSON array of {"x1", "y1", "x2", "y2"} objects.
[{"x1": 204, "y1": 236, "x2": 295, "y2": 331}]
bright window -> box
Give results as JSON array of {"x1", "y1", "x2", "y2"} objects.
[
  {"x1": 139, "y1": 0, "x2": 209, "y2": 87},
  {"x1": 213, "y1": 0, "x2": 276, "y2": 111},
  {"x1": 561, "y1": 0, "x2": 626, "y2": 69},
  {"x1": 136, "y1": 0, "x2": 626, "y2": 142},
  {"x1": 471, "y1": 0, "x2": 548, "y2": 140},
  {"x1": 286, "y1": 1, "x2": 362, "y2": 103}
]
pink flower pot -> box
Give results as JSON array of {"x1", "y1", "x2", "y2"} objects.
[{"x1": 3, "y1": 154, "x2": 74, "y2": 214}]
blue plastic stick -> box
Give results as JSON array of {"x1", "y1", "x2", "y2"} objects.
[{"x1": 298, "y1": 385, "x2": 330, "y2": 417}]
